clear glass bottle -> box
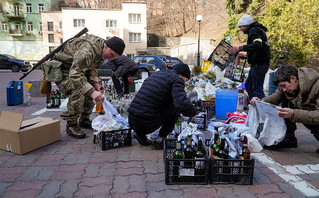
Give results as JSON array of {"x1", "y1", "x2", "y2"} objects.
[{"x1": 184, "y1": 134, "x2": 194, "y2": 168}]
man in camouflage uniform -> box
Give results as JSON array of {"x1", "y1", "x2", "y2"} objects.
[{"x1": 53, "y1": 35, "x2": 125, "y2": 139}]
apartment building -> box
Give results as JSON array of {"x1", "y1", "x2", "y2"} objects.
[
  {"x1": 0, "y1": 0, "x2": 51, "y2": 62},
  {"x1": 41, "y1": 2, "x2": 147, "y2": 57}
]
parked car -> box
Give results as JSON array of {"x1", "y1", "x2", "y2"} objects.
[
  {"x1": 0, "y1": 54, "x2": 31, "y2": 72},
  {"x1": 158, "y1": 55, "x2": 184, "y2": 69},
  {"x1": 98, "y1": 55, "x2": 168, "y2": 79},
  {"x1": 131, "y1": 55, "x2": 168, "y2": 78}
]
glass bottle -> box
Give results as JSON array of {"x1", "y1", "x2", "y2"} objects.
[
  {"x1": 184, "y1": 134, "x2": 194, "y2": 168},
  {"x1": 210, "y1": 133, "x2": 220, "y2": 158},
  {"x1": 173, "y1": 140, "x2": 184, "y2": 176},
  {"x1": 217, "y1": 138, "x2": 228, "y2": 159},
  {"x1": 242, "y1": 136, "x2": 251, "y2": 159},
  {"x1": 195, "y1": 137, "x2": 205, "y2": 169},
  {"x1": 50, "y1": 91, "x2": 55, "y2": 107}
]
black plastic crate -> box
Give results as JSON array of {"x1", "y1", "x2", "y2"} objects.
[
  {"x1": 93, "y1": 128, "x2": 132, "y2": 151},
  {"x1": 210, "y1": 158, "x2": 254, "y2": 185},
  {"x1": 223, "y1": 54, "x2": 247, "y2": 82},
  {"x1": 208, "y1": 39, "x2": 234, "y2": 70},
  {"x1": 164, "y1": 139, "x2": 210, "y2": 185}
]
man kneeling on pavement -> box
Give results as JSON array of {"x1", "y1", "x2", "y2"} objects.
[
  {"x1": 128, "y1": 63, "x2": 197, "y2": 149},
  {"x1": 251, "y1": 65, "x2": 319, "y2": 153}
]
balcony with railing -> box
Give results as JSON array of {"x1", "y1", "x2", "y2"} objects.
[
  {"x1": 3, "y1": 10, "x2": 26, "y2": 19},
  {"x1": 9, "y1": 29, "x2": 24, "y2": 36}
]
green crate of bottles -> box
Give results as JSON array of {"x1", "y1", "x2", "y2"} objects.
[
  {"x1": 210, "y1": 158, "x2": 254, "y2": 185},
  {"x1": 93, "y1": 128, "x2": 132, "y2": 151},
  {"x1": 164, "y1": 138, "x2": 210, "y2": 185}
]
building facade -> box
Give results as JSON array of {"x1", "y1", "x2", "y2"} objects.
[
  {"x1": 0, "y1": 0, "x2": 51, "y2": 62},
  {"x1": 58, "y1": 2, "x2": 147, "y2": 57}
]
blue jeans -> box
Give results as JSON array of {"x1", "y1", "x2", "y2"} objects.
[{"x1": 245, "y1": 64, "x2": 269, "y2": 100}]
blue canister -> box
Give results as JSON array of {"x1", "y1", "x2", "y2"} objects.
[{"x1": 7, "y1": 81, "x2": 24, "y2": 106}]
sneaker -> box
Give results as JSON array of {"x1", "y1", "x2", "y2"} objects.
[
  {"x1": 133, "y1": 132, "x2": 152, "y2": 145},
  {"x1": 79, "y1": 118, "x2": 92, "y2": 129},
  {"x1": 266, "y1": 136, "x2": 297, "y2": 149},
  {"x1": 152, "y1": 140, "x2": 163, "y2": 150},
  {"x1": 66, "y1": 124, "x2": 86, "y2": 139}
]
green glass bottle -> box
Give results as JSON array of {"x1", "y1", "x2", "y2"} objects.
[
  {"x1": 210, "y1": 133, "x2": 220, "y2": 158},
  {"x1": 195, "y1": 137, "x2": 205, "y2": 169},
  {"x1": 173, "y1": 140, "x2": 184, "y2": 176},
  {"x1": 184, "y1": 134, "x2": 194, "y2": 168}
]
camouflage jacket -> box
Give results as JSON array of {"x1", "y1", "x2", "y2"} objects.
[{"x1": 53, "y1": 34, "x2": 105, "y2": 94}]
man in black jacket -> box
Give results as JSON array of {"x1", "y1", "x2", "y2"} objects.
[
  {"x1": 230, "y1": 14, "x2": 271, "y2": 100},
  {"x1": 128, "y1": 63, "x2": 197, "y2": 149},
  {"x1": 108, "y1": 55, "x2": 139, "y2": 98}
]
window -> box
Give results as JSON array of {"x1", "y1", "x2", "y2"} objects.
[
  {"x1": 14, "y1": 3, "x2": 20, "y2": 16},
  {"x1": 73, "y1": 19, "x2": 85, "y2": 27},
  {"x1": 48, "y1": 34, "x2": 54, "y2": 43},
  {"x1": 59, "y1": 22, "x2": 62, "y2": 30},
  {"x1": 129, "y1": 33, "x2": 141, "y2": 42},
  {"x1": 26, "y1": 22, "x2": 33, "y2": 32},
  {"x1": 47, "y1": 22, "x2": 53, "y2": 31},
  {"x1": 1, "y1": 23, "x2": 7, "y2": 31},
  {"x1": 26, "y1": 3, "x2": 32, "y2": 13},
  {"x1": 129, "y1": 14, "x2": 141, "y2": 23},
  {"x1": 38, "y1": 3, "x2": 44, "y2": 13},
  {"x1": 15, "y1": 22, "x2": 21, "y2": 30},
  {"x1": 105, "y1": 20, "x2": 117, "y2": 28},
  {"x1": 49, "y1": 47, "x2": 55, "y2": 53},
  {"x1": 60, "y1": 39, "x2": 63, "y2": 44}
]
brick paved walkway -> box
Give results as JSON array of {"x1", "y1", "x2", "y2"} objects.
[{"x1": 1, "y1": 70, "x2": 319, "y2": 197}]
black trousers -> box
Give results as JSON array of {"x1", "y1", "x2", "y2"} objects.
[
  {"x1": 282, "y1": 98, "x2": 319, "y2": 141},
  {"x1": 112, "y1": 69, "x2": 137, "y2": 95},
  {"x1": 129, "y1": 103, "x2": 180, "y2": 138}
]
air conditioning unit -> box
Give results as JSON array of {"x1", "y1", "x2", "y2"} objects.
[
  {"x1": 26, "y1": 31, "x2": 30, "y2": 35},
  {"x1": 38, "y1": 31, "x2": 42, "y2": 35},
  {"x1": 57, "y1": 29, "x2": 61, "y2": 33}
]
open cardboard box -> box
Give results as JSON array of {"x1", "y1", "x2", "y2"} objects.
[{"x1": 0, "y1": 111, "x2": 60, "y2": 155}]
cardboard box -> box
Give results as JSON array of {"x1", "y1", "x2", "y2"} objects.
[{"x1": 0, "y1": 111, "x2": 60, "y2": 155}]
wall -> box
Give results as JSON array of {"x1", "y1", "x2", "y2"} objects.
[{"x1": 41, "y1": 11, "x2": 63, "y2": 55}]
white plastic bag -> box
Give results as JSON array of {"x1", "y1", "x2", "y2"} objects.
[
  {"x1": 59, "y1": 98, "x2": 68, "y2": 111},
  {"x1": 246, "y1": 101, "x2": 286, "y2": 146}
]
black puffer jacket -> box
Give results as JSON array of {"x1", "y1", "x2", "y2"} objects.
[
  {"x1": 239, "y1": 22, "x2": 271, "y2": 65},
  {"x1": 128, "y1": 70, "x2": 197, "y2": 120},
  {"x1": 108, "y1": 55, "x2": 139, "y2": 78}
]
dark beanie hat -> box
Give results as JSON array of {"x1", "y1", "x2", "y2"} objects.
[
  {"x1": 174, "y1": 63, "x2": 190, "y2": 79},
  {"x1": 104, "y1": 37, "x2": 125, "y2": 55}
]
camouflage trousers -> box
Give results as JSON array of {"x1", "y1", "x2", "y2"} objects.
[{"x1": 56, "y1": 77, "x2": 94, "y2": 125}]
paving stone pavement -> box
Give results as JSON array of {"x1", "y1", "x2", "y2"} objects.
[{"x1": 1, "y1": 70, "x2": 319, "y2": 197}]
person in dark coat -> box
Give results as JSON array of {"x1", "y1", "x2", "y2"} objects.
[
  {"x1": 230, "y1": 14, "x2": 271, "y2": 100},
  {"x1": 108, "y1": 55, "x2": 139, "y2": 97},
  {"x1": 128, "y1": 63, "x2": 197, "y2": 149}
]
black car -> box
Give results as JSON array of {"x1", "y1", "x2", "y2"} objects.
[
  {"x1": 158, "y1": 55, "x2": 183, "y2": 69},
  {"x1": 0, "y1": 54, "x2": 31, "y2": 72}
]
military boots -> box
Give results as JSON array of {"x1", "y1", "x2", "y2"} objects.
[
  {"x1": 78, "y1": 118, "x2": 92, "y2": 129},
  {"x1": 66, "y1": 124, "x2": 86, "y2": 139}
]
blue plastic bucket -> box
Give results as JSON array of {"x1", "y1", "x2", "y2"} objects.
[{"x1": 215, "y1": 89, "x2": 238, "y2": 120}]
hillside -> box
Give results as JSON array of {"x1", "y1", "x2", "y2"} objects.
[{"x1": 147, "y1": 0, "x2": 229, "y2": 41}]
